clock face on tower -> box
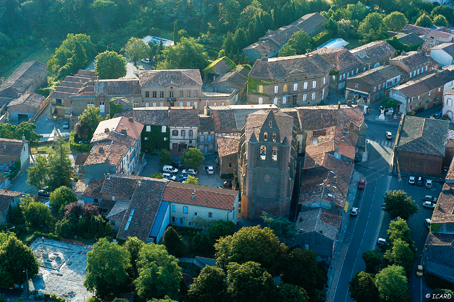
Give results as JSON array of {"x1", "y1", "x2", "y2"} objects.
[{"x1": 264, "y1": 174, "x2": 271, "y2": 182}]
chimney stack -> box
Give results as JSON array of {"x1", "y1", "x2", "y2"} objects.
[
  {"x1": 337, "y1": 101, "x2": 341, "y2": 110},
  {"x1": 191, "y1": 193, "x2": 195, "y2": 199},
  {"x1": 129, "y1": 117, "x2": 134, "y2": 122},
  {"x1": 121, "y1": 129, "x2": 127, "y2": 135}
]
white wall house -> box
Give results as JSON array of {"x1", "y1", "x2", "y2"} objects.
[
  {"x1": 443, "y1": 90, "x2": 454, "y2": 120},
  {"x1": 430, "y1": 43, "x2": 454, "y2": 67},
  {"x1": 389, "y1": 90, "x2": 409, "y2": 113}
]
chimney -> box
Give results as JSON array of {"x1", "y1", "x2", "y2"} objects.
[
  {"x1": 129, "y1": 117, "x2": 134, "y2": 122},
  {"x1": 337, "y1": 101, "x2": 341, "y2": 110},
  {"x1": 121, "y1": 129, "x2": 127, "y2": 135},
  {"x1": 204, "y1": 100, "x2": 210, "y2": 115},
  {"x1": 191, "y1": 192, "x2": 195, "y2": 199},
  {"x1": 105, "y1": 128, "x2": 110, "y2": 133},
  {"x1": 4, "y1": 188, "x2": 7, "y2": 192}
]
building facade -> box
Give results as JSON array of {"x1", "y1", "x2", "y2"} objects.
[
  {"x1": 350, "y1": 41, "x2": 396, "y2": 71},
  {"x1": 169, "y1": 108, "x2": 199, "y2": 154}
]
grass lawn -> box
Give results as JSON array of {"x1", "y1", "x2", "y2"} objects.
[
  {"x1": 344, "y1": 38, "x2": 362, "y2": 50},
  {"x1": 159, "y1": 30, "x2": 173, "y2": 40}
]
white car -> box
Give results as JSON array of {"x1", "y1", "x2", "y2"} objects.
[
  {"x1": 377, "y1": 238, "x2": 387, "y2": 245},
  {"x1": 206, "y1": 166, "x2": 214, "y2": 175},
  {"x1": 425, "y1": 218, "x2": 431, "y2": 229},
  {"x1": 351, "y1": 207, "x2": 358, "y2": 216},
  {"x1": 163, "y1": 165, "x2": 178, "y2": 174},
  {"x1": 422, "y1": 201, "x2": 436, "y2": 209},
  {"x1": 408, "y1": 176, "x2": 416, "y2": 185},
  {"x1": 162, "y1": 173, "x2": 177, "y2": 181},
  {"x1": 182, "y1": 169, "x2": 197, "y2": 176}
]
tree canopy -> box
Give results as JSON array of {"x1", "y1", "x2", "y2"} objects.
[
  {"x1": 261, "y1": 212, "x2": 297, "y2": 247},
  {"x1": 361, "y1": 250, "x2": 381, "y2": 274},
  {"x1": 348, "y1": 271, "x2": 378, "y2": 302},
  {"x1": 181, "y1": 148, "x2": 205, "y2": 169},
  {"x1": 382, "y1": 190, "x2": 418, "y2": 220},
  {"x1": 358, "y1": 12, "x2": 388, "y2": 43},
  {"x1": 163, "y1": 227, "x2": 186, "y2": 258},
  {"x1": 156, "y1": 38, "x2": 209, "y2": 71},
  {"x1": 188, "y1": 266, "x2": 226, "y2": 302},
  {"x1": 47, "y1": 136, "x2": 74, "y2": 191},
  {"x1": 384, "y1": 238, "x2": 415, "y2": 276},
  {"x1": 78, "y1": 106, "x2": 104, "y2": 142},
  {"x1": 433, "y1": 15, "x2": 449, "y2": 27},
  {"x1": 0, "y1": 122, "x2": 42, "y2": 143},
  {"x1": 375, "y1": 265, "x2": 411, "y2": 302},
  {"x1": 387, "y1": 218, "x2": 416, "y2": 253},
  {"x1": 95, "y1": 51, "x2": 127, "y2": 79},
  {"x1": 49, "y1": 186, "x2": 78, "y2": 214},
  {"x1": 185, "y1": 175, "x2": 199, "y2": 185},
  {"x1": 415, "y1": 14, "x2": 432, "y2": 27},
  {"x1": 23, "y1": 200, "x2": 54, "y2": 230},
  {"x1": 124, "y1": 37, "x2": 150, "y2": 65},
  {"x1": 278, "y1": 30, "x2": 312, "y2": 56},
  {"x1": 383, "y1": 12, "x2": 408, "y2": 31}
]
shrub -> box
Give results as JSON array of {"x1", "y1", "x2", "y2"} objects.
[
  {"x1": 311, "y1": 30, "x2": 332, "y2": 48},
  {"x1": 69, "y1": 131, "x2": 92, "y2": 153}
]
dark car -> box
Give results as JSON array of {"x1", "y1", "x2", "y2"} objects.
[
  {"x1": 223, "y1": 180, "x2": 232, "y2": 188},
  {"x1": 416, "y1": 176, "x2": 423, "y2": 186},
  {"x1": 63, "y1": 121, "x2": 70, "y2": 129},
  {"x1": 358, "y1": 179, "x2": 365, "y2": 190},
  {"x1": 423, "y1": 195, "x2": 437, "y2": 203},
  {"x1": 38, "y1": 189, "x2": 50, "y2": 197},
  {"x1": 171, "y1": 162, "x2": 184, "y2": 169}
]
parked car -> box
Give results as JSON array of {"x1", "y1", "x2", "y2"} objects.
[
  {"x1": 408, "y1": 176, "x2": 415, "y2": 185},
  {"x1": 423, "y1": 195, "x2": 437, "y2": 203},
  {"x1": 416, "y1": 265, "x2": 424, "y2": 277},
  {"x1": 204, "y1": 166, "x2": 214, "y2": 174},
  {"x1": 425, "y1": 179, "x2": 433, "y2": 189},
  {"x1": 385, "y1": 131, "x2": 393, "y2": 140},
  {"x1": 141, "y1": 58, "x2": 151, "y2": 63},
  {"x1": 162, "y1": 173, "x2": 177, "y2": 181},
  {"x1": 178, "y1": 175, "x2": 188, "y2": 182},
  {"x1": 38, "y1": 188, "x2": 50, "y2": 197},
  {"x1": 358, "y1": 179, "x2": 365, "y2": 190},
  {"x1": 434, "y1": 111, "x2": 442, "y2": 119},
  {"x1": 171, "y1": 162, "x2": 184, "y2": 169},
  {"x1": 422, "y1": 201, "x2": 436, "y2": 209},
  {"x1": 63, "y1": 121, "x2": 70, "y2": 129},
  {"x1": 416, "y1": 176, "x2": 423, "y2": 186},
  {"x1": 351, "y1": 207, "x2": 358, "y2": 216},
  {"x1": 377, "y1": 238, "x2": 387, "y2": 245},
  {"x1": 425, "y1": 218, "x2": 431, "y2": 229},
  {"x1": 163, "y1": 165, "x2": 178, "y2": 174},
  {"x1": 182, "y1": 169, "x2": 197, "y2": 176},
  {"x1": 223, "y1": 180, "x2": 232, "y2": 188}
]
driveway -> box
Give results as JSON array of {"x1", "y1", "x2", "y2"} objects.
[{"x1": 33, "y1": 105, "x2": 70, "y2": 140}]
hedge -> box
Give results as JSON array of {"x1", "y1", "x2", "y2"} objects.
[
  {"x1": 311, "y1": 30, "x2": 332, "y2": 48},
  {"x1": 69, "y1": 131, "x2": 92, "y2": 153}
]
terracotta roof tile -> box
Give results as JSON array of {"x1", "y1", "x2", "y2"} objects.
[
  {"x1": 139, "y1": 69, "x2": 202, "y2": 87},
  {"x1": 92, "y1": 116, "x2": 144, "y2": 143},
  {"x1": 390, "y1": 51, "x2": 436, "y2": 69},
  {"x1": 7, "y1": 92, "x2": 45, "y2": 110},
  {"x1": 351, "y1": 41, "x2": 396, "y2": 64},
  {"x1": 0, "y1": 190, "x2": 23, "y2": 212},
  {"x1": 0, "y1": 138, "x2": 25, "y2": 157},
  {"x1": 296, "y1": 208, "x2": 342, "y2": 240},
  {"x1": 115, "y1": 108, "x2": 170, "y2": 126},
  {"x1": 217, "y1": 136, "x2": 240, "y2": 157},
  {"x1": 297, "y1": 105, "x2": 364, "y2": 131},
  {"x1": 198, "y1": 114, "x2": 215, "y2": 132},
  {"x1": 82, "y1": 178, "x2": 105, "y2": 199}
]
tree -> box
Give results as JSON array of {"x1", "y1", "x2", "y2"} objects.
[
  {"x1": 46, "y1": 137, "x2": 73, "y2": 191},
  {"x1": 95, "y1": 51, "x2": 127, "y2": 79},
  {"x1": 84, "y1": 238, "x2": 131, "y2": 299},
  {"x1": 415, "y1": 14, "x2": 433, "y2": 27},
  {"x1": 215, "y1": 226, "x2": 287, "y2": 276},
  {"x1": 348, "y1": 271, "x2": 378, "y2": 302},
  {"x1": 125, "y1": 37, "x2": 151, "y2": 66},
  {"x1": 124, "y1": 237, "x2": 145, "y2": 278},
  {"x1": 278, "y1": 44, "x2": 297, "y2": 57},
  {"x1": 0, "y1": 236, "x2": 39, "y2": 287},
  {"x1": 226, "y1": 261, "x2": 277, "y2": 302},
  {"x1": 27, "y1": 155, "x2": 49, "y2": 189},
  {"x1": 78, "y1": 106, "x2": 103, "y2": 141},
  {"x1": 190, "y1": 232, "x2": 212, "y2": 254},
  {"x1": 188, "y1": 266, "x2": 226, "y2": 302},
  {"x1": 278, "y1": 283, "x2": 309, "y2": 302},
  {"x1": 384, "y1": 238, "x2": 415, "y2": 276},
  {"x1": 358, "y1": 13, "x2": 388, "y2": 43},
  {"x1": 50, "y1": 186, "x2": 78, "y2": 214},
  {"x1": 16, "y1": 122, "x2": 42, "y2": 143},
  {"x1": 185, "y1": 175, "x2": 199, "y2": 185},
  {"x1": 64, "y1": 201, "x2": 85, "y2": 218},
  {"x1": 278, "y1": 30, "x2": 312, "y2": 56},
  {"x1": 158, "y1": 149, "x2": 172, "y2": 166},
  {"x1": 431, "y1": 6, "x2": 454, "y2": 25},
  {"x1": 208, "y1": 220, "x2": 236, "y2": 243},
  {"x1": 134, "y1": 243, "x2": 182, "y2": 301},
  {"x1": 261, "y1": 212, "x2": 297, "y2": 247},
  {"x1": 150, "y1": 297, "x2": 177, "y2": 302},
  {"x1": 23, "y1": 201, "x2": 54, "y2": 230},
  {"x1": 181, "y1": 148, "x2": 205, "y2": 169},
  {"x1": 383, "y1": 12, "x2": 408, "y2": 31},
  {"x1": 433, "y1": 15, "x2": 449, "y2": 27},
  {"x1": 156, "y1": 38, "x2": 209, "y2": 71},
  {"x1": 382, "y1": 190, "x2": 418, "y2": 220},
  {"x1": 173, "y1": 21, "x2": 179, "y2": 44},
  {"x1": 387, "y1": 218, "x2": 416, "y2": 253},
  {"x1": 163, "y1": 227, "x2": 185, "y2": 258},
  {"x1": 150, "y1": 173, "x2": 163, "y2": 179},
  {"x1": 361, "y1": 250, "x2": 381, "y2": 273},
  {"x1": 375, "y1": 265, "x2": 411, "y2": 302}
]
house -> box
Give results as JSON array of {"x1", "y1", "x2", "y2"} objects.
[
  {"x1": 7, "y1": 92, "x2": 46, "y2": 122},
  {"x1": 403, "y1": 24, "x2": 454, "y2": 43},
  {"x1": 389, "y1": 70, "x2": 454, "y2": 113},
  {"x1": 49, "y1": 70, "x2": 95, "y2": 118},
  {"x1": 243, "y1": 13, "x2": 327, "y2": 62},
  {"x1": 198, "y1": 114, "x2": 215, "y2": 154},
  {"x1": 247, "y1": 54, "x2": 332, "y2": 106},
  {"x1": 217, "y1": 136, "x2": 240, "y2": 178},
  {"x1": 202, "y1": 66, "x2": 249, "y2": 105},
  {"x1": 393, "y1": 115, "x2": 449, "y2": 176},
  {"x1": 115, "y1": 108, "x2": 170, "y2": 153},
  {"x1": 295, "y1": 208, "x2": 342, "y2": 263},
  {"x1": 310, "y1": 48, "x2": 362, "y2": 92},
  {"x1": 169, "y1": 107, "x2": 199, "y2": 154},
  {"x1": 0, "y1": 61, "x2": 47, "y2": 107},
  {"x1": 304, "y1": 126, "x2": 358, "y2": 169},
  {"x1": 443, "y1": 89, "x2": 454, "y2": 120},
  {"x1": 345, "y1": 65, "x2": 402, "y2": 104},
  {"x1": 139, "y1": 69, "x2": 203, "y2": 110},
  {"x1": 350, "y1": 41, "x2": 396, "y2": 71},
  {"x1": 84, "y1": 117, "x2": 144, "y2": 180},
  {"x1": 163, "y1": 181, "x2": 239, "y2": 228},
  {"x1": 238, "y1": 110, "x2": 297, "y2": 219},
  {"x1": 0, "y1": 138, "x2": 30, "y2": 172},
  {"x1": 389, "y1": 51, "x2": 438, "y2": 83},
  {"x1": 389, "y1": 33, "x2": 424, "y2": 51},
  {"x1": 430, "y1": 43, "x2": 454, "y2": 67},
  {"x1": 203, "y1": 56, "x2": 236, "y2": 82},
  {"x1": 0, "y1": 189, "x2": 24, "y2": 225}
]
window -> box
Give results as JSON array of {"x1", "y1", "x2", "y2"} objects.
[
  {"x1": 429, "y1": 91, "x2": 431, "y2": 96},
  {"x1": 439, "y1": 88, "x2": 441, "y2": 92},
  {"x1": 145, "y1": 91, "x2": 150, "y2": 98},
  {"x1": 183, "y1": 206, "x2": 188, "y2": 214},
  {"x1": 259, "y1": 97, "x2": 263, "y2": 104},
  {"x1": 153, "y1": 103, "x2": 156, "y2": 107},
  {"x1": 283, "y1": 96, "x2": 287, "y2": 104},
  {"x1": 186, "y1": 102, "x2": 190, "y2": 106},
  {"x1": 410, "y1": 72, "x2": 412, "y2": 79},
  {"x1": 356, "y1": 68, "x2": 359, "y2": 74},
  {"x1": 145, "y1": 103, "x2": 149, "y2": 107},
  {"x1": 294, "y1": 83, "x2": 298, "y2": 91},
  {"x1": 303, "y1": 94, "x2": 307, "y2": 101},
  {"x1": 208, "y1": 212, "x2": 213, "y2": 218},
  {"x1": 269, "y1": 120, "x2": 272, "y2": 127},
  {"x1": 146, "y1": 125, "x2": 151, "y2": 132},
  {"x1": 160, "y1": 102, "x2": 164, "y2": 107},
  {"x1": 426, "y1": 66, "x2": 428, "y2": 71},
  {"x1": 312, "y1": 81, "x2": 317, "y2": 88},
  {"x1": 194, "y1": 212, "x2": 197, "y2": 216},
  {"x1": 172, "y1": 130, "x2": 178, "y2": 136},
  {"x1": 172, "y1": 205, "x2": 176, "y2": 212},
  {"x1": 274, "y1": 97, "x2": 278, "y2": 105},
  {"x1": 173, "y1": 143, "x2": 178, "y2": 149},
  {"x1": 160, "y1": 91, "x2": 164, "y2": 98},
  {"x1": 347, "y1": 72, "x2": 350, "y2": 78},
  {"x1": 200, "y1": 135, "x2": 204, "y2": 142},
  {"x1": 94, "y1": 198, "x2": 99, "y2": 204},
  {"x1": 260, "y1": 145, "x2": 266, "y2": 160},
  {"x1": 222, "y1": 102, "x2": 224, "y2": 106},
  {"x1": 417, "y1": 69, "x2": 420, "y2": 75},
  {"x1": 194, "y1": 102, "x2": 198, "y2": 108},
  {"x1": 373, "y1": 86, "x2": 376, "y2": 92},
  {"x1": 312, "y1": 92, "x2": 316, "y2": 100},
  {"x1": 187, "y1": 91, "x2": 191, "y2": 97},
  {"x1": 263, "y1": 132, "x2": 268, "y2": 141},
  {"x1": 272, "y1": 146, "x2": 278, "y2": 161},
  {"x1": 144, "y1": 137, "x2": 149, "y2": 140},
  {"x1": 207, "y1": 136, "x2": 211, "y2": 142},
  {"x1": 180, "y1": 91, "x2": 183, "y2": 98},
  {"x1": 283, "y1": 84, "x2": 288, "y2": 92},
  {"x1": 171, "y1": 216, "x2": 175, "y2": 222},
  {"x1": 181, "y1": 130, "x2": 186, "y2": 137},
  {"x1": 170, "y1": 91, "x2": 174, "y2": 98},
  {"x1": 87, "y1": 102, "x2": 94, "y2": 107},
  {"x1": 323, "y1": 77, "x2": 326, "y2": 85},
  {"x1": 258, "y1": 85, "x2": 264, "y2": 93},
  {"x1": 179, "y1": 102, "x2": 183, "y2": 107},
  {"x1": 229, "y1": 163, "x2": 232, "y2": 167},
  {"x1": 274, "y1": 86, "x2": 278, "y2": 93},
  {"x1": 272, "y1": 133, "x2": 276, "y2": 141},
  {"x1": 189, "y1": 222, "x2": 192, "y2": 226},
  {"x1": 134, "y1": 101, "x2": 139, "y2": 107},
  {"x1": 189, "y1": 130, "x2": 193, "y2": 137},
  {"x1": 153, "y1": 91, "x2": 157, "y2": 98},
  {"x1": 195, "y1": 91, "x2": 198, "y2": 97}
]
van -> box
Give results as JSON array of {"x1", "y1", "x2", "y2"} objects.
[{"x1": 163, "y1": 165, "x2": 178, "y2": 173}]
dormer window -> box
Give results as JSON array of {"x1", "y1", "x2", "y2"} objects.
[{"x1": 269, "y1": 120, "x2": 272, "y2": 127}]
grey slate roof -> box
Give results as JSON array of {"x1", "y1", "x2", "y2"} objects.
[
  {"x1": 296, "y1": 208, "x2": 342, "y2": 240},
  {"x1": 431, "y1": 43, "x2": 454, "y2": 57},
  {"x1": 95, "y1": 79, "x2": 141, "y2": 96},
  {"x1": 115, "y1": 108, "x2": 170, "y2": 126},
  {"x1": 396, "y1": 115, "x2": 449, "y2": 157},
  {"x1": 310, "y1": 48, "x2": 361, "y2": 72},
  {"x1": 0, "y1": 61, "x2": 46, "y2": 98},
  {"x1": 351, "y1": 41, "x2": 396, "y2": 64},
  {"x1": 392, "y1": 70, "x2": 454, "y2": 98},
  {"x1": 390, "y1": 51, "x2": 435, "y2": 69},
  {"x1": 198, "y1": 115, "x2": 215, "y2": 132},
  {"x1": 348, "y1": 65, "x2": 401, "y2": 86},
  {"x1": 396, "y1": 33, "x2": 424, "y2": 46},
  {"x1": 0, "y1": 138, "x2": 25, "y2": 157},
  {"x1": 139, "y1": 69, "x2": 203, "y2": 87},
  {"x1": 169, "y1": 108, "x2": 200, "y2": 127},
  {"x1": 425, "y1": 232, "x2": 454, "y2": 269},
  {"x1": 7, "y1": 92, "x2": 45, "y2": 110}
]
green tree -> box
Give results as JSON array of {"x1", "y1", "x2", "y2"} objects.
[
  {"x1": 278, "y1": 283, "x2": 309, "y2": 302},
  {"x1": 226, "y1": 261, "x2": 278, "y2": 302},
  {"x1": 208, "y1": 220, "x2": 236, "y2": 243},
  {"x1": 156, "y1": 38, "x2": 209, "y2": 71},
  {"x1": 0, "y1": 236, "x2": 39, "y2": 287},
  {"x1": 89, "y1": 0, "x2": 117, "y2": 32},
  {"x1": 49, "y1": 186, "x2": 78, "y2": 214},
  {"x1": 278, "y1": 44, "x2": 297, "y2": 57},
  {"x1": 222, "y1": 33, "x2": 235, "y2": 55},
  {"x1": 78, "y1": 106, "x2": 103, "y2": 142},
  {"x1": 233, "y1": 28, "x2": 249, "y2": 52},
  {"x1": 47, "y1": 137, "x2": 74, "y2": 192},
  {"x1": 185, "y1": 175, "x2": 199, "y2": 185},
  {"x1": 16, "y1": 122, "x2": 42, "y2": 143},
  {"x1": 375, "y1": 265, "x2": 411, "y2": 302},
  {"x1": 181, "y1": 148, "x2": 205, "y2": 169},
  {"x1": 358, "y1": 13, "x2": 389, "y2": 43},
  {"x1": 173, "y1": 21, "x2": 179, "y2": 44},
  {"x1": 23, "y1": 201, "x2": 54, "y2": 230},
  {"x1": 431, "y1": 6, "x2": 454, "y2": 25},
  {"x1": 190, "y1": 232, "x2": 212, "y2": 254},
  {"x1": 215, "y1": 226, "x2": 287, "y2": 276},
  {"x1": 134, "y1": 243, "x2": 182, "y2": 301},
  {"x1": 433, "y1": 15, "x2": 449, "y2": 27},
  {"x1": 382, "y1": 190, "x2": 418, "y2": 220},
  {"x1": 261, "y1": 212, "x2": 297, "y2": 247},
  {"x1": 387, "y1": 218, "x2": 416, "y2": 253},
  {"x1": 124, "y1": 237, "x2": 145, "y2": 278},
  {"x1": 383, "y1": 12, "x2": 408, "y2": 31},
  {"x1": 415, "y1": 14, "x2": 433, "y2": 27},
  {"x1": 158, "y1": 149, "x2": 172, "y2": 166},
  {"x1": 150, "y1": 173, "x2": 163, "y2": 179},
  {"x1": 188, "y1": 266, "x2": 226, "y2": 302},
  {"x1": 27, "y1": 155, "x2": 49, "y2": 189},
  {"x1": 150, "y1": 297, "x2": 177, "y2": 302},
  {"x1": 279, "y1": 30, "x2": 312, "y2": 56},
  {"x1": 95, "y1": 51, "x2": 127, "y2": 79},
  {"x1": 125, "y1": 37, "x2": 151, "y2": 66},
  {"x1": 163, "y1": 227, "x2": 185, "y2": 258},
  {"x1": 347, "y1": 2, "x2": 368, "y2": 21},
  {"x1": 348, "y1": 271, "x2": 378, "y2": 302},
  {"x1": 84, "y1": 238, "x2": 131, "y2": 299},
  {"x1": 361, "y1": 250, "x2": 381, "y2": 273},
  {"x1": 384, "y1": 238, "x2": 415, "y2": 276}
]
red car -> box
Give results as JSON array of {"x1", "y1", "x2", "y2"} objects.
[{"x1": 358, "y1": 179, "x2": 365, "y2": 189}]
